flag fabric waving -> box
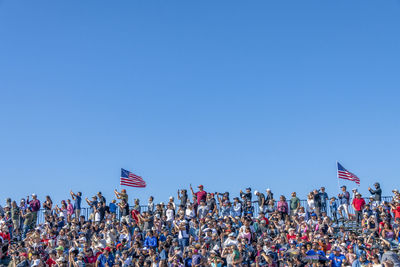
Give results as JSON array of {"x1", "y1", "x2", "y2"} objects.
[
  {"x1": 337, "y1": 162, "x2": 360, "y2": 185},
  {"x1": 120, "y1": 168, "x2": 146, "y2": 188}
]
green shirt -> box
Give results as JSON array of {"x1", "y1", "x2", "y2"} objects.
[
  {"x1": 11, "y1": 207, "x2": 20, "y2": 220},
  {"x1": 290, "y1": 197, "x2": 300, "y2": 210},
  {"x1": 23, "y1": 212, "x2": 34, "y2": 225}
]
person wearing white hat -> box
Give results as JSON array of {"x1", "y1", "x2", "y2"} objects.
[{"x1": 266, "y1": 188, "x2": 274, "y2": 207}]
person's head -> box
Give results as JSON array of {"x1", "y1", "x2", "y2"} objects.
[
  {"x1": 356, "y1": 193, "x2": 361, "y2": 198},
  {"x1": 280, "y1": 195, "x2": 286, "y2": 201},
  {"x1": 341, "y1": 185, "x2": 346, "y2": 192},
  {"x1": 320, "y1": 187, "x2": 325, "y2": 192},
  {"x1": 149, "y1": 196, "x2": 154, "y2": 202},
  {"x1": 292, "y1": 192, "x2": 296, "y2": 197},
  {"x1": 374, "y1": 182, "x2": 380, "y2": 188},
  {"x1": 334, "y1": 247, "x2": 341, "y2": 256},
  {"x1": 372, "y1": 254, "x2": 380, "y2": 263},
  {"x1": 97, "y1": 191, "x2": 102, "y2": 196},
  {"x1": 32, "y1": 193, "x2": 37, "y2": 199},
  {"x1": 104, "y1": 247, "x2": 111, "y2": 255}
]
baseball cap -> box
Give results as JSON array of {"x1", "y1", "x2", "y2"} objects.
[
  {"x1": 198, "y1": 185, "x2": 204, "y2": 188},
  {"x1": 254, "y1": 190, "x2": 259, "y2": 195}
]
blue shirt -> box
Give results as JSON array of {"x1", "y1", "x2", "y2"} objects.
[
  {"x1": 144, "y1": 236, "x2": 157, "y2": 248},
  {"x1": 330, "y1": 201, "x2": 338, "y2": 211},
  {"x1": 74, "y1": 195, "x2": 81, "y2": 210},
  {"x1": 109, "y1": 203, "x2": 117, "y2": 213},
  {"x1": 329, "y1": 253, "x2": 346, "y2": 267},
  {"x1": 338, "y1": 192, "x2": 350, "y2": 205},
  {"x1": 306, "y1": 250, "x2": 326, "y2": 257},
  {"x1": 97, "y1": 253, "x2": 114, "y2": 267}
]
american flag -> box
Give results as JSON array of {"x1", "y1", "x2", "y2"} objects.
[
  {"x1": 337, "y1": 162, "x2": 360, "y2": 185},
  {"x1": 120, "y1": 168, "x2": 146, "y2": 188}
]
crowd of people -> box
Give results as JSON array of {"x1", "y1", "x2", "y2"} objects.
[{"x1": 0, "y1": 183, "x2": 400, "y2": 267}]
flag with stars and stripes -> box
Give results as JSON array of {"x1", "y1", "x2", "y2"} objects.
[
  {"x1": 337, "y1": 162, "x2": 360, "y2": 185},
  {"x1": 120, "y1": 168, "x2": 146, "y2": 188}
]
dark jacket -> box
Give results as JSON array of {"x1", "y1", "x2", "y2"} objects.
[{"x1": 369, "y1": 185, "x2": 382, "y2": 201}]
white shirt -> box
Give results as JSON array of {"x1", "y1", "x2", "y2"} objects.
[{"x1": 166, "y1": 209, "x2": 174, "y2": 222}]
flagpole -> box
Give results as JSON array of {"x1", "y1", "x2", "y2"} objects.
[{"x1": 336, "y1": 161, "x2": 341, "y2": 192}]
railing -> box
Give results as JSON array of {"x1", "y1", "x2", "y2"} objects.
[{"x1": 35, "y1": 196, "x2": 393, "y2": 224}]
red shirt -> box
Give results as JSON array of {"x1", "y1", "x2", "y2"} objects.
[
  {"x1": 0, "y1": 232, "x2": 10, "y2": 242},
  {"x1": 85, "y1": 256, "x2": 97, "y2": 264},
  {"x1": 46, "y1": 257, "x2": 56, "y2": 267},
  {"x1": 352, "y1": 198, "x2": 366, "y2": 211},
  {"x1": 393, "y1": 206, "x2": 400, "y2": 219},
  {"x1": 195, "y1": 191, "x2": 207, "y2": 204}
]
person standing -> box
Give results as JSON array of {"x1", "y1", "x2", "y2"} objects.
[
  {"x1": 265, "y1": 189, "x2": 274, "y2": 204},
  {"x1": 290, "y1": 192, "x2": 300, "y2": 216},
  {"x1": 70, "y1": 191, "x2": 82, "y2": 218},
  {"x1": 26, "y1": 194, "x2": 40, "y2": 227},
  {"x1": 177, "y1": 189, "x2": 188, "y2": 208},
  {"x1": 10, "y1": 201, "x2": 20, "y2": 237},
  {"x1": 369, "y1": 183, "x2": 382, "y2": 202},
  {"x1": 254, "y1": 190, "x2": 265, "y2": 213},
  {"x1": 330, "y1": 197, "x2": 338, "y2": 223},
  {"x1": 313, "y1": 189, "x2": 322, "y2": 217},
  {"x1": 338, "y1": 186, "x2": 350, "y2": 220},
  {"x1": 277, "y1": 195, "x2": 289, "y2": 217},
  {"x1": 190, "y1": 184, "x2": 207, "y2": 205},
  {"x1": 319, "y1": 187, "x2": 329, "y2": 213},
  {"x1": 240, "y1": 188, "x2": 252, "y2": 202},
  {"x1": 352, "y1": 193, "x2": 366, "y2": 224},
  {"x1": 114, "y1": 189, "x2": 129, "y2": 203}
]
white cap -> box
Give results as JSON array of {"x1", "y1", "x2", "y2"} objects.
[
  {"x1": 266, "y1": 188, "x2": 271, "y2": 192},
  {"x1": 254, "y1": 190, "x2": 259, "y2": 195}
]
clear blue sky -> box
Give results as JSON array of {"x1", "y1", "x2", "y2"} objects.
[{"x1": 1, "y1": 0, "x2": 399, "y2": 206}]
